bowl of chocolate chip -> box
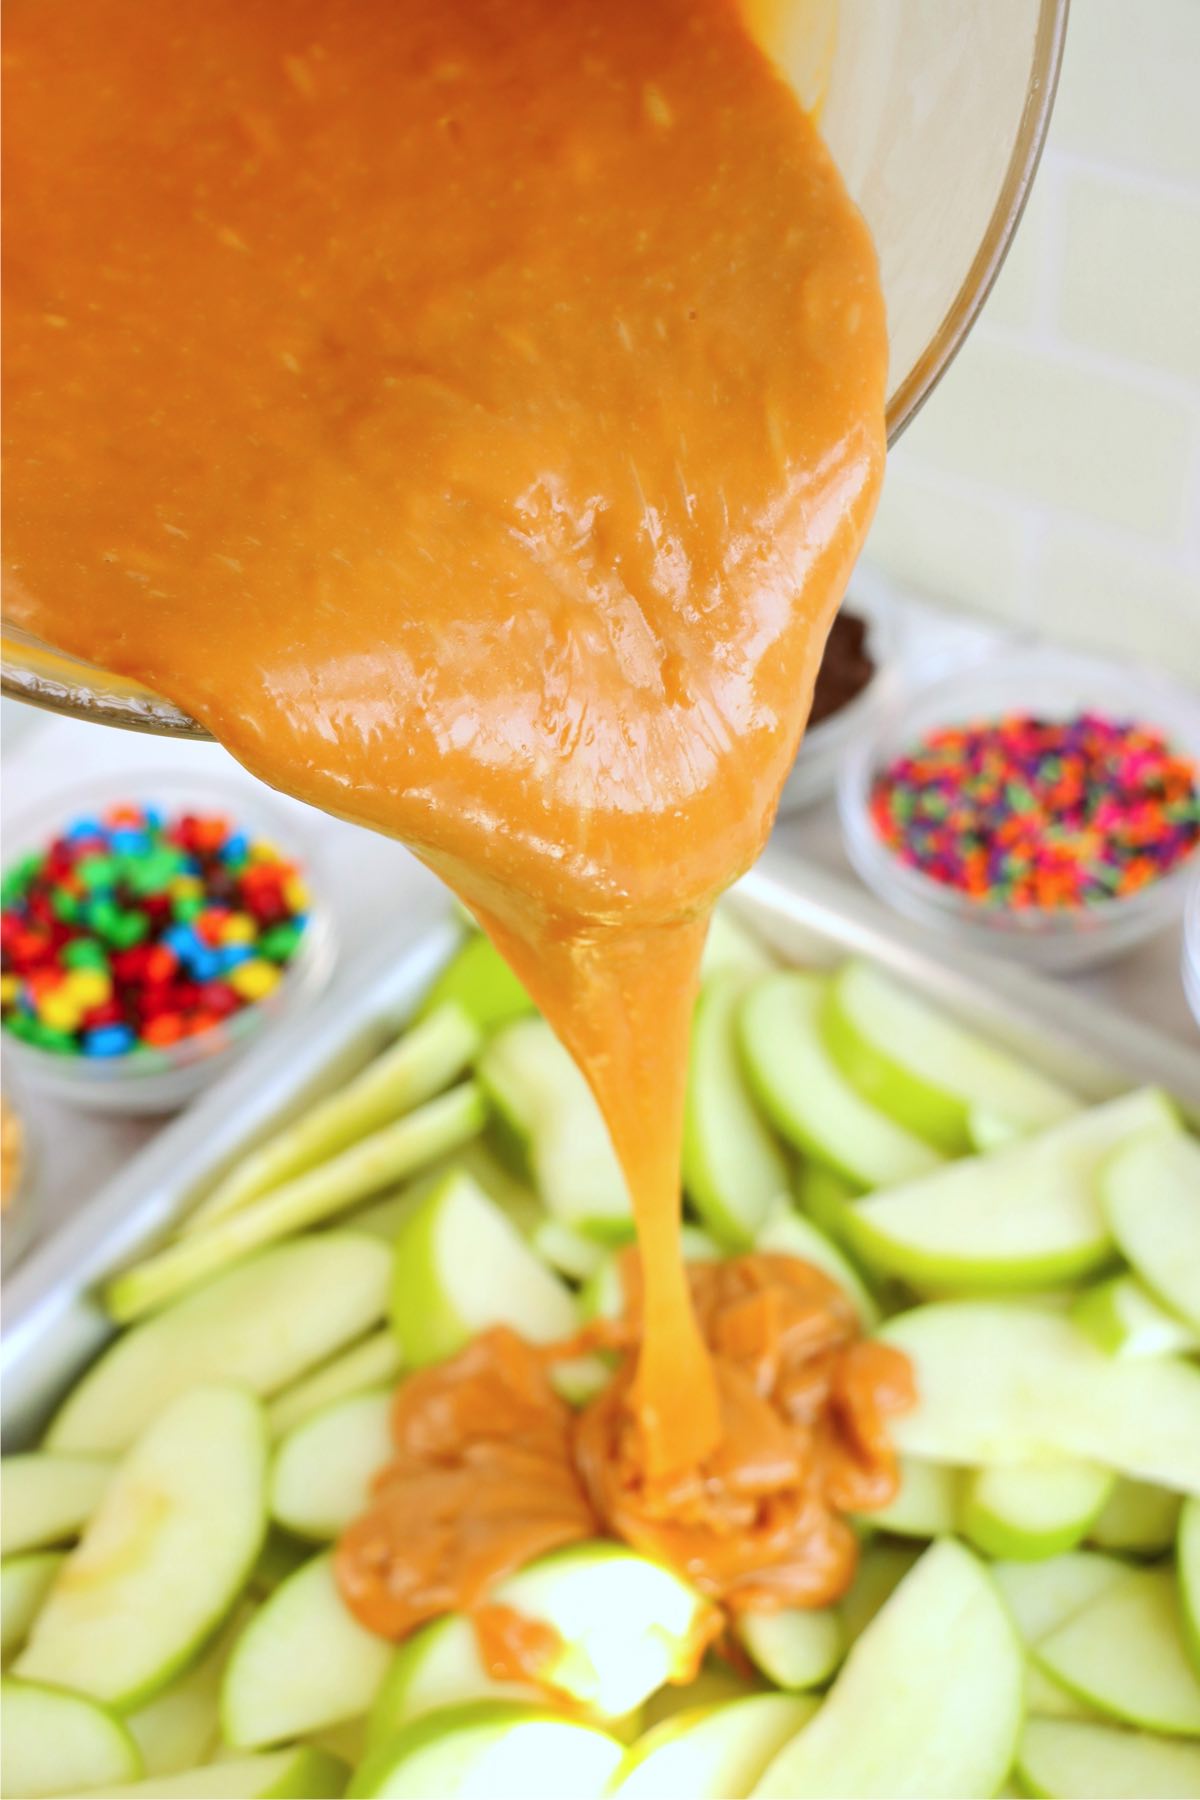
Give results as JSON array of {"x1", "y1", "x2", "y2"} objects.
[{"x1": 780, "y1": 573, "x2": 902, "y2": 813}]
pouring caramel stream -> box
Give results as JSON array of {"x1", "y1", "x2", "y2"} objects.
[{"x1": 4, "y1": 0, "x2": 890, "y2": 1592}]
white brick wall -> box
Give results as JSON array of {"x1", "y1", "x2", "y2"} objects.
[{"x1": 867, "y1": 0, "x2": 1200, "y2": 683}]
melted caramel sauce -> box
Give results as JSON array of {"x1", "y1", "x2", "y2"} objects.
[
  {"x1": 336, "y1": 1255, "x2": 913, "y2": 1658},
  {"x1": 4, "y1": 0, "x2": 890, "y2": 1594}
]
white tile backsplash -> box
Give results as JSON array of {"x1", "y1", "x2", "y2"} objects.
[{"x1": 868, "y1": 0, "x2": 1200, "y2": 686}]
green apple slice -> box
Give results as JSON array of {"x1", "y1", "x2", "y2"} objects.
[
  {"x1": 739, "y1": 973, "x2": 944, "y2": 1189},
  {"x1": 0, "y1": 1552, "x2": 64, "y2": 1660},
  {"x1": 1015, "y1": 1717, "x2": 1200, "y2": 1800},
  {"x1": 222, "y1": 1552, "x2": 390, "y2": 1749},
  {"x1": 367, "y1": 1616, "x2": 542, "y2": 1751},
  {"x1": 270, "y1": 1391, "x2": 392, "y2": 1541},
  {"x1": 390, "y1": 1170, "x2": 577, "y2": 1364},
  {"x1": 266, "y1": 1330, "x2": 403, "y2": 1438},
  {"x1": 368, "y1": 1542, "x2": 711, "y2": 1739},
  {"x1": 682, "y1": 972, "x2": 790, "y2": 1249},
  {"x1": 125, "y1": 1616, "x2": 239, "y2": 1778},
  {"x1": 416, "y1": 932, "x2": 535, "y2": 1034},
  {"x1": 83, "y1": 1747, "x2": 349, "y2": 1797},
  {"x1": 965, "y1": 1107, "x2": 1026, "y2": 1153},
  {"x1": 847, "y1": 1090, "x2": 1175, "y2": 1293},
  {"x1": 530, "y1": 1217, "x2": 606, "y2": 1282},
  {"x1": 701, "y1": 908, "x2": 777, "y2": 984},
  {"x1": 18, "y1": 1385, "x2": 266, "y2": 1709},
  {"x1": 822, "y1": 957, "x2": 1079, "y2": 1152},
  {"x1": 1178, "y1": 1497, "x2": 1200, "y2": 1674},
  {"x1": 612, "y1": 1694, "x2": 817, "y2": 1799},
  {"x1": 51, "y1": 1235, "x2": 392, "y2": 1455},
  {"x1": 791, "y1": 1160, "x2": 857, "y2": 1246},
  {"x1": 1089, "y1": 1477, "x2": 1181, "y2": 1554},
  {"x1": 1, "y1": 1677, "x2": 142, "y2": 1798},
  {"x1": 839, "y1": 1542, "x2": 921, "y2": 1646},
  {"x1": 756, "y1": 1200, "x2": 880, "y2": 1328},
  {"x1": 478, "y1": 1018, "x2": 631, "y2": 1237},
  {"x1": 184, "y1": 1003, "x2": 483, "y2": 1235},
  {"x1": 1025, "y1": 1664, "x2": 1107, "y2": 1723},
  {"x1": 992, "y1": 1551, "x2": 1129, "y2": 1647},
  {"x1": 1102, "y1": 1126, "x2": 1200, "y2": 1333},
  {"x1": 349, "y1": 1699, "x2": 623, "y2": 1799},
  {"x1": 106, "y1": 1085, "x2": 486, "y2": 1322},
  {"x1": 1072, "y1": 1274, "x2": 1200, "y2": 1360},
  {"x1": 754, "y1": 1539, "x2": 1024, "y2": 1798},
  {"x1": 737, "y1": 1607, "x2": 843, "y2": 1690},
  {"x1": 1034, "y1": 1565, "x2": 1200, "y2": 1735},
  {"x1": 0, "y1": 1452, "x2": 112, "y2": 1555},
  {"x1": 961, "y1": 1461, "x2": 1114, "y2": 1561},
  {"x1": 641, "y1": 1660, "x2": 763, "y2": 1728},
  {"x1": 857, "y1": 1455, "x2": 960, "y2": 1539},
  {"x1": 880, "y1": 1301, "x2": 1200, "y2": 1492}
]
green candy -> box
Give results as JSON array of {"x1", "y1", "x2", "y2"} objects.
[
  {"x1": 106, "y1": 911, "x2": 151, "y2": 949},
  {"x1": 63, "y1": 939, "x2": 110, "y2": 971},
  {"x1": 258, "y1": 922, "x2": 301, "y2": 963},
  {"x1": 1, "y1": 853, "x2": 43, "y2": 907},
  {"x1": 77, "y1": 854, "x2": 120, "y2": 892},
  {"x1": 172, "y1": 895, "x2": 205, "y2": 923}
]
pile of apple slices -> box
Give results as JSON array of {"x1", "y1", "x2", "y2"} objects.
[{"x1": 2, "y1": 914, "x2": 1198, "y2": 1799}]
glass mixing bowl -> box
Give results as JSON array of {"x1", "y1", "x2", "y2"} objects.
[{"x1": 1, "y1": 0, "x2": 1068, "y2": 734}]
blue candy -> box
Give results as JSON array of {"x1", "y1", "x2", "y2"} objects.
[
  {"x1": 221, "y1": 832, "x2": 249, "y2": 864},
  {"x1": 189, "y1": 949, "x2": 221, "y2": 982},
  {"x1": 217, "y1": 944, "x2": 253, "y2": 971},
  {"x1": 162, "y1": 923, "x2": 200, "y2": 961},
  {"x1": 110, "y1": 829, "x2": 151, "y2": 857},
  {"x1": 84, "y1": 1024, "x2": 134, "y2": 1058},
  {"x1": 66, "y1": 816, "x2": 105, "y2": 842}
]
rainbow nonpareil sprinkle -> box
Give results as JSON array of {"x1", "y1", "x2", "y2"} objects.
[{"x1": 869, "y1": 712, "x2": 1200, "y2": 911}]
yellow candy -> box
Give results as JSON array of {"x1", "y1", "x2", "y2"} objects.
[
  {"x1": 38, "y1": 989, "x2": 84, "y2": 1033},
  {"x1": 64, "y1": 968, "x2": 113, "y2": 1008},
  {"x1": 283, "y1": 877, "x2": 309, "y2": 912},
  {"x1": 228, "y1": 959, "x2": 281, "y2": 1002},
  {"x1": 170, "y1": 874, "x2": 204, "y2": 901},
  {"x1": 0, "y1": 974, "x2": 20, "y2": 1007},
  {"x1": 250, "y1": 839, "x2": 282, "y2": 864},
  {"x1": 221, "y1": 913, "x2": 257, "y2": 945}
]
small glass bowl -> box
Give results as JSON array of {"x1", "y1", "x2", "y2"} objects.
[
  {"x1": 778, "y1": 569, "x2": 905, "y2": 814},
  {"x1": 1, "y1": 773, "x2": 336, "y2": 1113},
  {"x1": 1183, "y1": 864, "x2": 1200, "y2": 1035},
  {"x1": 838, "y1": 646, "x2": 1200, "y2": 973}
]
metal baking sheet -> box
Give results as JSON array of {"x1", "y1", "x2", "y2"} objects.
[{"x1": 4, "y1": 849, "x2": 1197, "y2": 1448}]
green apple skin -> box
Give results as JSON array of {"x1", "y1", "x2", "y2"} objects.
[
  {"x1": 0, "y1": 1552, "x2": 65, "y2": 1661},
  {"x1": 389, "y1": 1170, "x2": 577, "y2": 1366},
  {"x1": 1101, "y1": 1125, "x2": 1200, "y2": 1334},
  {"x1": 610, "y1": 1693, "x2": 817, "y2": 1799},
  {"x1": 682, "y1": 973, "x2": 790, "y2": 1251},
  {"x1": 821, "y1": 958, "x2": 1079, "y2": 1154},
  {"x1": 961, "y1": 1461, "x2": 1114, "y2": 1562},
  {"x1": 1071, "y1": 1274, "x2": 1199, "y2": 1360},
  {"x1": 1, "y1": 1676, "x2": 143, "y2": 1798},
  {"x1": 753, "y1": 1540, "x2": 1024, "y2": 1799},
  {"x1": 1032, "y1": 1565, "x2": 1200, "y2": 1737},
  {"x1": 416, "y1": 931, "x2": 535, "y2": 1034},
  {"x1": 347, "y1": 1700, "x2": 623, "y2": 1800},
  {"x1": 1015, "y1": 1718, "x2": 1200, "y2": 1800},
  {"x1": 1179, "y1": 1497, "x2": 1200, "y2": 1677}
]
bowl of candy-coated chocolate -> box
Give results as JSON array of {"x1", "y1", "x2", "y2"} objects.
[
  {"x1": 0, "y1": 775, "x2": 336, "y2": 1113},
  {"x1": 838, "y1": 646, "x2": 1200, "y2": 973}
]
